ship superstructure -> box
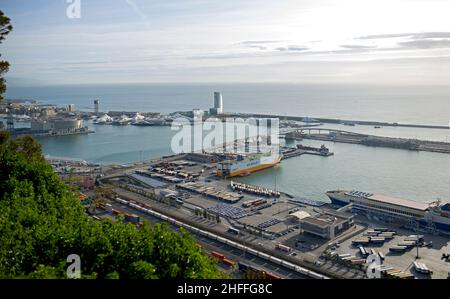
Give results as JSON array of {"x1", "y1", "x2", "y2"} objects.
[{"x1": 216, "y1": 151, "x2": 281, "y2": 177}]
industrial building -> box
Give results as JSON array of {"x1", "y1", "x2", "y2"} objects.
[
  {"x1": 209, "y1": 91, "x2": 224, "y2": 115},
  {"x1": 31, "y1": 118, "x2": 85, "y2": 134},
  {"x1": 299, "y1": 210, "x2": 354, "y2": 239}
]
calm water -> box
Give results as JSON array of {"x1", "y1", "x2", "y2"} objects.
[
  {"x1": 238, "y1": 139, "x2": 450, "y2": 203},
  {"x1": 6, "y1": 83, "x2": 450, "y2": 125},
  {"x1": 5, "y1": 83, "x2": 450, "y2": 203}
]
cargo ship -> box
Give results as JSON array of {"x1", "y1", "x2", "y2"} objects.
[
  {"x1": 326, "y1": 190, "x2": 450, "y2": 235},
  {"x1": 216, "y1": 151, "x2": 281, "y2": 177}
]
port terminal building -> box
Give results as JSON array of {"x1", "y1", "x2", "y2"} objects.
[
  {"x1": 31, "y1": 118, "x2": 86, "y2": 135},
  {"x1": 299, "y1": 210, "x2": 354, "y2": 239}
]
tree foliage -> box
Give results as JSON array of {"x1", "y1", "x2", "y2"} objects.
[
  {"x1": 0, "y1": 133, "x2": 224, "y2": 279},
  {"x1": 0, "y1": 10, "x2": 12, "y2": 101}
]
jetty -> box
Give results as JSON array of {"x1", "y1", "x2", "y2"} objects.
[{"x1": 284, "y1": 128, "x2": 450, "y2": 154}]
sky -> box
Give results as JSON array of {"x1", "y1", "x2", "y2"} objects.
[{"x1": 1, "y1": 0, "x2": 450, "y2": 85}]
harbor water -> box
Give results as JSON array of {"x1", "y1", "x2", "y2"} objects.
[{"x1": 5, "y1": 83, "x2": 450, "y2": 203}]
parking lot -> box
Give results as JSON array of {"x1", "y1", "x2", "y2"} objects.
[{"x1": 334, "y1": 220, "x2": 450, "y2": 279}]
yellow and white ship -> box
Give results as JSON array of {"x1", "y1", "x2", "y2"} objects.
[{"x1": 216, "y1": 151, "x2": 281, "y2": 177}]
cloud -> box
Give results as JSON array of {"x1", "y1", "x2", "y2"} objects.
[
  {"x1": 398, "y1": 39, "x2": 450, "y2": 49},
  {"x1": 340, "y1": 44, "x2": 377, "y2": 49},
  {"x1": 246, "y1": 45, "x2": 267, "y2": 50},
  {"x1": 240, "y1": 40, "x2": 284, "y2": 50},
  {"x1": 240, "y1": 40, "x2": 283, "y2": 45},
  {"x1": 356, "y1": 32, "x2": 450, "y2": 40},
  {"x1": 275, "y1": 46, "x2": 309, "y2": 52}
]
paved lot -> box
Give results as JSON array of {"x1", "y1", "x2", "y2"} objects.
[{"x1": 335, "y1": 219, "x2": 450, "y2": 279}]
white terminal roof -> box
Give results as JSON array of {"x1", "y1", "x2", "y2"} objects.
[
  {"x1": 368, "y1": 194, "x2": 429, "y2": 211},
  {"x1": 290, "y1": 211, "x2": 311, "y2": 220}
]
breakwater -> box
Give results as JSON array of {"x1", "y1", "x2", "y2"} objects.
[{"x1": 225, "y1": 113, "x2": 450, "y2": 130}]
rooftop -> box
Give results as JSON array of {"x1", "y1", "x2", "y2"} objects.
[{"x1": 368, "y1": 194, "x2": 430, "y2": 211}]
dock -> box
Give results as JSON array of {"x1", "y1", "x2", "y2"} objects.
[
  {"x1": 281, "y1": 144, "x2": 334, "y2": 160},
  {"x1": 225, "y1": 113, "x2": 450, "y2": 130},
  {"x1": 281, "y1": 128, "x2": 450, "y2": 154}
]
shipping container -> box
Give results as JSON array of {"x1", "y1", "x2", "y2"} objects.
[
  {"x1": 222, "y1": 258, "x2": 235, "y2": 267},
  {"x1": 211, "y1": 251, "x2": 225, "y2": 260},
  {"x1": 276, "y1": 244, "x2": 292, "y2": 252}
]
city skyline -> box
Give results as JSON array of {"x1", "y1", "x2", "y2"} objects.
[{"x1": 1, "y1": 0, "x2": 450, "y2": 85}]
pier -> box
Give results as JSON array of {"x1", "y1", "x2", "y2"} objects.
[
  {"x1": 225, "y1": 113, "x2": 450, "y2": 130},
  {"x1": 281, "y1": 144, "x2": 334, "y2": 160},
  {"x1": 283, "y1": 127, "x2": 450, "y2": 154}
]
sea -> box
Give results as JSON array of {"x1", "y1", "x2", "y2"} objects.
[{"x1": 4, "y1": 83, "x2": 450, "y2": 203}]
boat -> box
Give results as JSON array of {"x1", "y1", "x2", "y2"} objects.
[
  {"x1": 145, "y1": 118, "x2": 167, "y2": 126},
  {"x1": 326, "y1": 190, "x2": 450, "y2": 235},
  {"x1": 131, "y1": 118, "x2": 167, "y2": 126},
  {"x1": 93, "y1": 114, "x2": 113, "y2": 125},
  {"x1": 112, "y1": 114, "x2": 132, "y2": 125},
  {"x1": 296, "y1": 144, "x2": 331, "y2": 156},
  {"x1": 217, "y1": 151, "x2": 281, "y2": 177},
  {"x1": 130, "y1": 113, "x2": 145, "y2": 124}
]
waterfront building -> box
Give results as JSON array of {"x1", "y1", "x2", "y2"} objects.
[
  {"x1": 326, "y1": 190, "x2": 450, "y2": 234},
  {"x1": 209, "y1": 91, "x2": 224, "y2": 115},
  {"x1": 31, "y1": 118, "x2": 85, "y2": 134},
  {"x1": 94, "y1": 99, "x2": 100, "y2": 115},
  {"x1": 41, "y1": 108, "x2": 57, "y2": 118},
  {"x1": 67, "y1": 104, "x2": 76, "y2": 112},
  {"x1": 299, "y1": 210, "x2": 354, "y2": 239}
]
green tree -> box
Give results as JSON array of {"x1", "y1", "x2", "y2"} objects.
[
  {"x1": 0, "y1": 10, "x2": 12, "y2": 101},
  {"x1": 0, "y1": 133, "x2": 224, "y2": 279},
  {"x1": 0, "y1": 11, "x2": 224, "y2": 279}
]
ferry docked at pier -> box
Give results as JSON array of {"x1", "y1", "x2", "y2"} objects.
[
  {"x1": 216, "y1": 151, "x2": 281, "y2": 177},
  {"x1": 326, "y1": 190, "x2": 450, "y2": 235}
]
